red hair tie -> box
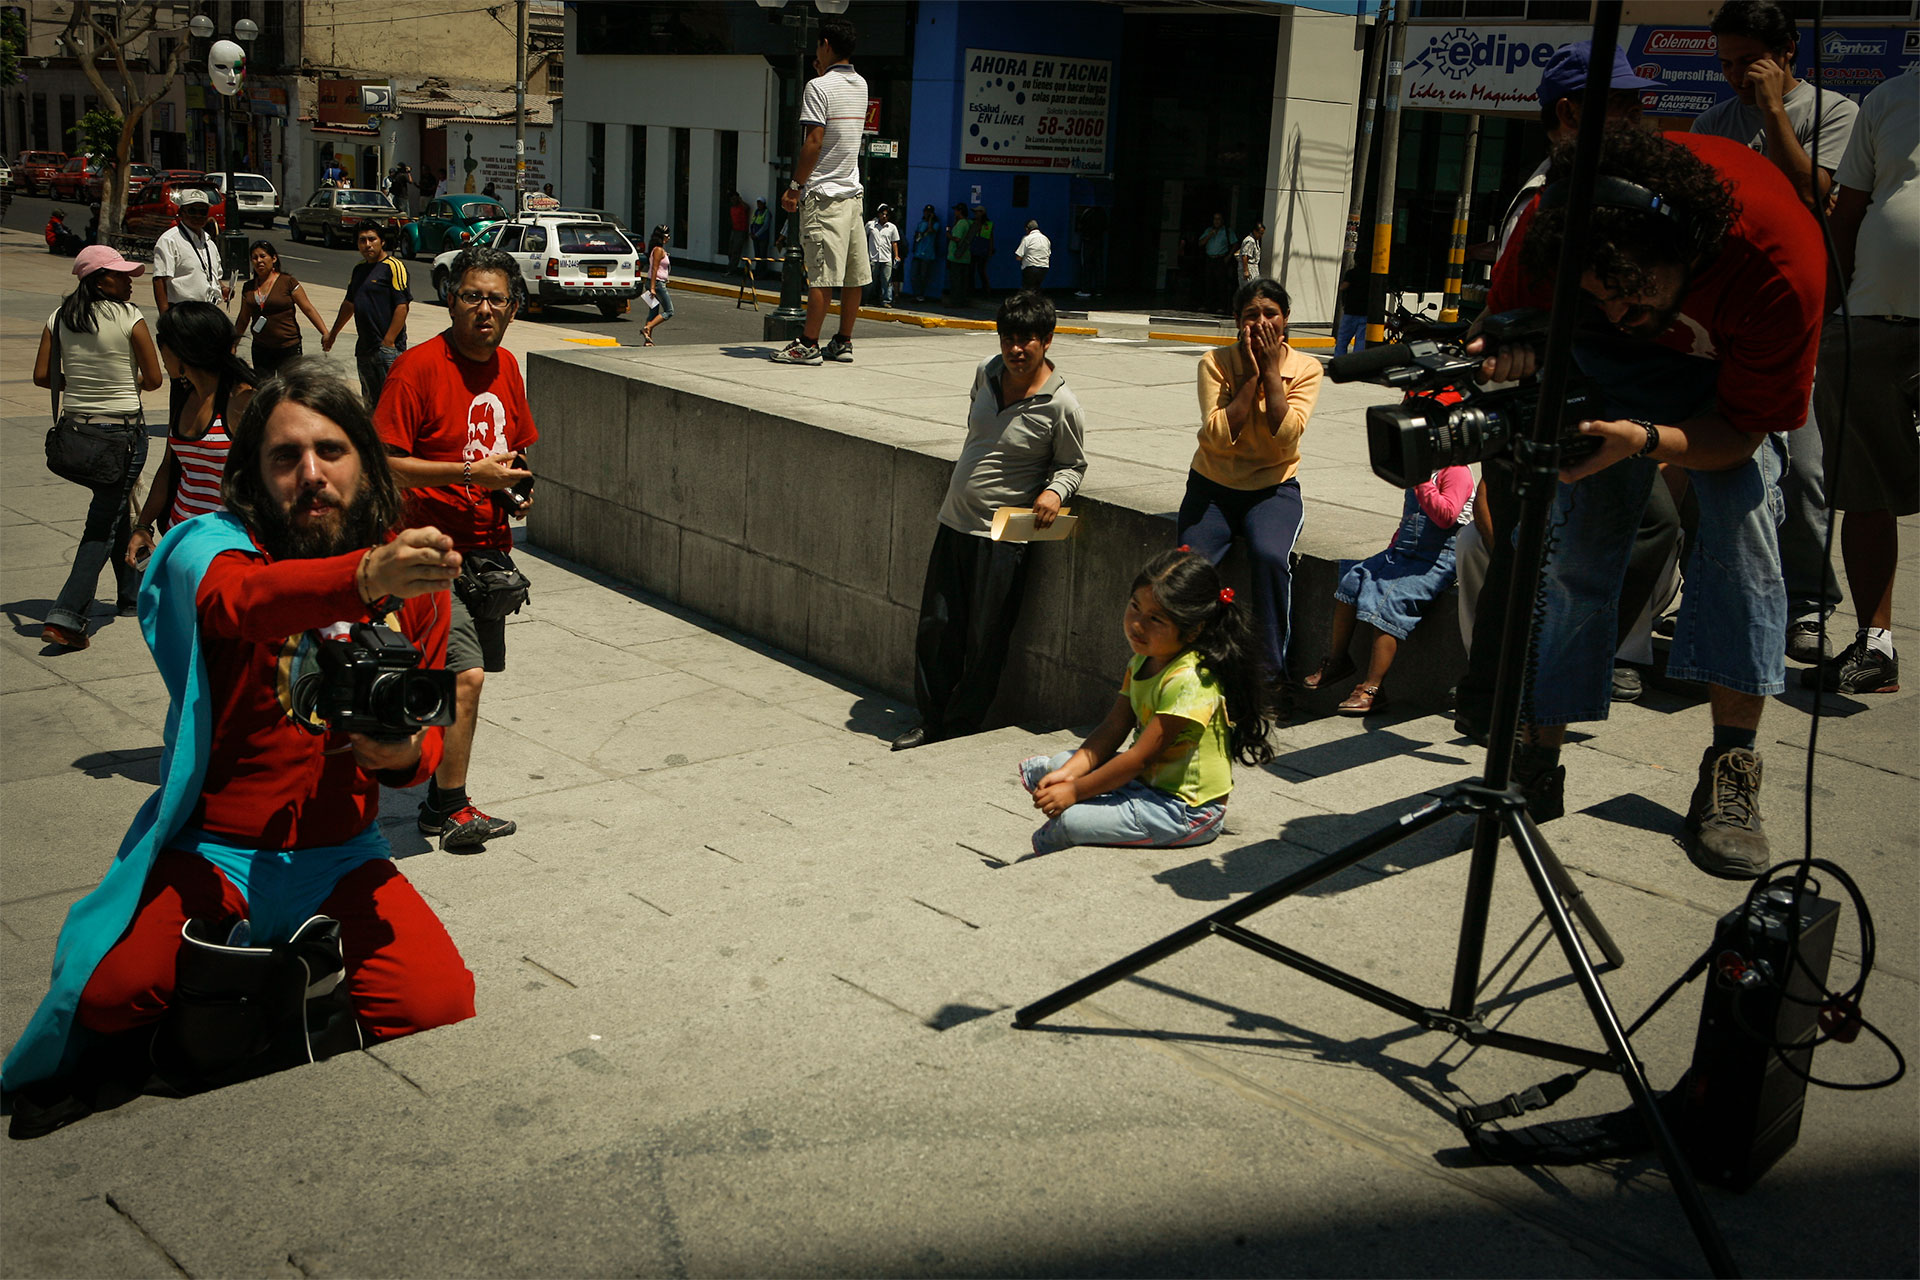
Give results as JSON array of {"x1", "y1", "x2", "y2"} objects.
[
  {"x1": 1219, "y1": 588, "x2": 1235, "y2": 604},
  {"x1": 1178, "y1": 544, "x2": 1191, "y2": 553}
]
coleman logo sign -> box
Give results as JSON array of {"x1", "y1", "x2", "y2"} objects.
[{"x1": 1642, "y1": 29, "x2": 1716, "y2": 56}]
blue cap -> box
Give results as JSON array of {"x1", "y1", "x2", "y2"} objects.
[{"x1": 1538, "y1": 40, "x2": 1661, "y2": 110}]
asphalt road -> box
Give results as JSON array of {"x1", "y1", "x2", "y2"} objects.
[{"x1": 4, "y1": 190, "x2": 789, "y2": 350}]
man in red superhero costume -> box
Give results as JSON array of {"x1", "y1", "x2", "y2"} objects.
[{"x1": 4, "y1": 365, "x2": 477, "y2": 1114}]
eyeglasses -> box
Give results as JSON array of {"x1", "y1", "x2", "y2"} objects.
[{"x1": 455, "y1": 291, "x2": 514, "y2": 309}]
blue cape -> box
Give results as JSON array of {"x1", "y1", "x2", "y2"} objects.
[{"x1": 3, "y1": 513, "x2": 390, "y2": 1090}]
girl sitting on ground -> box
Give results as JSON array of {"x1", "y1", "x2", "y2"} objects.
[
  {"x1": 1303, "y1": 464, "x2": 1474, "y2": 716},
  {"x1": 1019, "y1": 549, "x2": 1277, "y2": 857}
]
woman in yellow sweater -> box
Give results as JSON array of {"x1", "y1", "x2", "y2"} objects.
[{"x1": 1176, "y1": 278, "x2": 1324, "y2": 689}]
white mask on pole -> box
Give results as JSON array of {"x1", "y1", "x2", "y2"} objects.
[{"x1": 209, "y1": 40, "x2": 246, "y2": 96}]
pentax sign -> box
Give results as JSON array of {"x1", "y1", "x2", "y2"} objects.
[{"x1": 960, "y1": 48, "x2": 1111, "y2": 174}]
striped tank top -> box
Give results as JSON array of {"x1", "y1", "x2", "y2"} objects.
[{"x1": 168, "y1": 380, "x2": 236, "y2": 526}]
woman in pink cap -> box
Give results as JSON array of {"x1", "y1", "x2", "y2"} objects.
[{"x1": 31, "y1": 245, "x2": 164, "y2": 651}]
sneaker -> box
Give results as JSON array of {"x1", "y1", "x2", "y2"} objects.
[
  {"x1": 1785, "y1": 619, "x2": 1832, "y2": 665},
  {"x1": 418, "y1": 801, "x2": 517, "y2": 852},
  {"x1": 1610, "y1": 664, "x2": 1643, "y2": 702},
  {"x1": 41, "y1": 623, "x2": 88, "y2": 650},
  {"x1": 821, "y1": 334, "x2": 854, "y2": 363},
  {"x1": 1682, "y1": 746, "x2": 1768, "y2": 880},
  {"x1": 770, "y1": 338, "x2": 822, "y2": 366},
  {"x1": 1800, "y1": 636, "x2": 1899, "y2": 694}
]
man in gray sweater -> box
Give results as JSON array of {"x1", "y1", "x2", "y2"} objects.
[{"x1": 893, "y1": 291, "x2": 1089, "y2": 750}]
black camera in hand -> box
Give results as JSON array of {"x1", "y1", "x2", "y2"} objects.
[
  {"x1": 490, "y1": 452, "x2": 535, "y2": 518},
  {"x1": 1327, "y1": 309, "x2": 1604, "y2": 488},
  {"x1": 289, "y1": 623, "x2": 456, "y2": 741}
]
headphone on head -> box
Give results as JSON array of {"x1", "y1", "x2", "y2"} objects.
[{"x1": 1538, "y1": 173, "x2": 1714, "y2": 264}]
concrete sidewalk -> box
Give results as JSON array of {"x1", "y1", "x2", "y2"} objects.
[{"x1": 2, "y1": 232, "x2": 1916, "y2": 1278}]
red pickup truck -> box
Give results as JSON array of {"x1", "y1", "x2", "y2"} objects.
[{"x1": 12, "y1": 150, "x2": 68, "y2": 195}]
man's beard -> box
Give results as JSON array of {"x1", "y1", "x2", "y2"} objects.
[{"x1": 255, "y1": 487, "x2": 381, "y2": 560}]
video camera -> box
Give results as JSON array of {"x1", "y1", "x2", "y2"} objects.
[
  {"x1": 289, "y1": 622, "x2": 456, "y2": 740},
  {"x1": 1327, "y1": 309, "x2": 1604, "y2": 488}
]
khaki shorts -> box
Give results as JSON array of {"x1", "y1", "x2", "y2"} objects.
[{"x1": 801, "y1": 193, "x2": 872, "y2": 291}]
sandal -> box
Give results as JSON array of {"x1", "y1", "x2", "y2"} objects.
[
  {"x1": 642, "y1": 334, "x2": 656, "y2": 347},
  {"x1": 1303, "y1": 652, "x2": 1357, "y2": 690},
  {"x1": 1337, "y1": 683, "x2": 1385, "y2": 716}
]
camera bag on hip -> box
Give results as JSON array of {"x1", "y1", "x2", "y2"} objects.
[
  {"x1": 453, "y1": 550, "x2": 531, "y2": 621},
  {"x1": 150, "y1": 914, "x2": 364, "y2": 1088},
  {"x1": 44, "y1": 417, "x2": 134, "y2": 488}
]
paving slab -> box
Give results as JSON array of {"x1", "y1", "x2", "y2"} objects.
[{"x1": 1, "y1": 228, "x2": 1914, "y2": 1279}]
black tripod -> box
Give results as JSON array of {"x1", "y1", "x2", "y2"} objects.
[{"x1": 1014, "y1": 11, "x2": 1736, "y2": 1276}]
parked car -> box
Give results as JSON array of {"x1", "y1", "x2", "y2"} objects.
[
  {"x1": 287, "y1": 187, "x2": 409, "y2": 248},
  {"x1": 0, "y1": 157, "x2": 14, "y2": 195},
  {"x1": 404, "y1": 192, "x2": 508, "y2": 259},
  {"x1": 123, "y1": 176, "x2": 234, "y2": 238},
  {"x1": 433, "y1": 214, "x2": 639, "y2": 318},
  {"x1": 84, "y1": 162, "x2": 157, "y2": 204},
  {"x1": 49, "y1": 155, "x2": 103, "y2": 202},
  {"x1": 13, "y1": 150, "x2": 69, "y2": 195},
  {"x1": 206, "y1": 171, "x2": 281, "y2": 228}
]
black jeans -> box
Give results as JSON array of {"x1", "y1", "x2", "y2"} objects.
[
  {"x1": 1021, "y1": 266, "x2": 1048, "y2": 292},
  {"x1": 913, "y1": 524, "x2": 1032, "y2": 738},
  {"x1": 47, "y1": 415, "x2": 149, "y2": 635},
  {"x1": 251, "y1": 341, "x2": 304, "y2": 379}
]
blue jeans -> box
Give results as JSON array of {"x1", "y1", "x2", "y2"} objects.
[
  {"x1": 1334, "y1": 313, "x2": 1367, "y2": 356},
  {"x1": 1530, "y1": 438, "x2": 1786, "y2": 724},
  {"x1": 357, "y1": 344, "x2": 401, "y2": 410},
  {"x1": 1020, "y1": 752, "x2": 1226, "y2": 856},
  {"x1": 47, "y1": 416, "x2": 149, "y2": 635},
  {"x1": 1178, "y1": 471, "x2": 1304, "y2": 683},
  {"x1": 866, "y1": 260, "x2": 893, "y2": 305}
]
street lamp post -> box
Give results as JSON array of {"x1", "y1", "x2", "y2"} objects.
[
  {"x1": 754, "y1": 0, "x2": 851, "y2": 342},
  {"x1": 189, "y1": 13, "x2": 258, "y2": 284}
]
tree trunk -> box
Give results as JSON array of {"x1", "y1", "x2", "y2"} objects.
[{"x1": 104, "y1": 112, "x2": 143, "y2": 242}]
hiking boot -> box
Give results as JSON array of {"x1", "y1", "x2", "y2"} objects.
[
  {"x1": 821, "y1": 334, "x2": 854, "y2": 363},
  {"x1": 1515, "y1": 763, "x2": 1565, "y2": 825},
  {"x1": 1785, "y1": 619, "x2": 1832, "y2": 665},
  {"x1": 1682, "y1": 746, "x2": 1768, "y2": 880},
  {"x1": 418, "y1": 801, "x2": 517, "y2": 852},
  {"x1": 1800, "y1": 636, "x2": 1899, "y2": 694},
  {"x1": 769, "y1": 338, "x2": 822, "y2": 366}
]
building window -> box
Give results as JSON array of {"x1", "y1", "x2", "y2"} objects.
[
  {"x1": 629, "y1": 125, "x2": 646, "y2": 230},
  {"x1": 589, "y1": 121, "x2": 605, "y2": 207},
  {"x1": 672, "y1": 127, "x2": 689, "y2": 248}
]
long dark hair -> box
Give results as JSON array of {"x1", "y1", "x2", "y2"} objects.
[
  {"x1": 56, "y1": 271, "x2": 117, "y2": 336},
  {"x1": 224, "y1": 360, "x2": 406, "y2": 552},
  {"x1": 1133, "y1": 549, "x2": 1276, "y2": 767},
  {"x1": 156, "y1": 301, "x2": 257, "y2": 389},
  {"x1": 648, "y1": 224, "x2": 670, "y2": 251}
]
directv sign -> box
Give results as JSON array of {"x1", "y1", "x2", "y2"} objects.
[{"x1": 358, "y1": 84, "x2": 396, "y2": 113}]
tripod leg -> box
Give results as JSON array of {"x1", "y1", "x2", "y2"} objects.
[
  {"x1": 1449, "y1": 807, "x2": 1506, "y2": 1017},
  {"x1": 1516, "y1": 811, "x2": 1625, "y2": 968},
  {"x1": 1507, "y1": 813, "x2": 1740, "y2": 1277},
  {"x1": 1015, "y1": 793, "x2": 1466, "y2": 1027}
]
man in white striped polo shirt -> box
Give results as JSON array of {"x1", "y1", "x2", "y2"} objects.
[{"x1": 770, "y1": 17, "x2": 870, "y2": 366}]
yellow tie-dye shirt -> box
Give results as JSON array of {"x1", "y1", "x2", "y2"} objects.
[{"x1": 1121, "y1": 649, "x2": 1233, "y2": 807}]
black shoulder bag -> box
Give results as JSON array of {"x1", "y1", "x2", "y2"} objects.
[{"x1": 43, "y1": 319, "x2": 136, "y2": 489}]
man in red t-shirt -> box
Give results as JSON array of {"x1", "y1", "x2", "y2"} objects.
[
  {"x1": 1471, "y1": 123, "x2": 1823, "y2": 881},
  {"x1": 64, "y1": 366, "x2": 476, "y2": 1064},
  {"x1": 375, "y1": 246, "x2": 537, "y2": 851}
]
